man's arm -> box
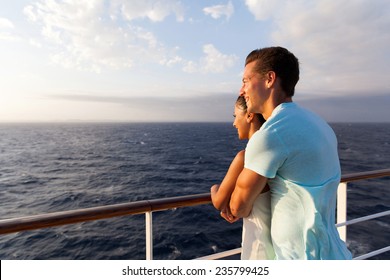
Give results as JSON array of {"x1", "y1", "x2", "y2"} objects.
[{"x1": 229, "y1": 168, "x2": 268, "y2": 218}]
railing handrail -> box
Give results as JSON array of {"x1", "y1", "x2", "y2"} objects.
[
  {"x1": 340, "y1": 168, "x2": 390, "y2": 182},
  {"x1": 0, "y1": 193, "x2": 210, "y2": 235},
  {"x1": 0, "y1": 168, "x2": 389, "y2": 235}
]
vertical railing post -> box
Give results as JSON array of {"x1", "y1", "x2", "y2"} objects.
[
  {"x1": 337, "y1": 182, "x2": 347, "y2": 241},
  {"x1": 145, "y1": 211, "x2": 153, "y2": 260}
]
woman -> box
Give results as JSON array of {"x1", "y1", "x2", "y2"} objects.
[{"x1": 210, "y1": 96, "x2": 275, "y2": 260}]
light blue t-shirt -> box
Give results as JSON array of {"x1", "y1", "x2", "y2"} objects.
[{"x1": 245, "y1": 102, "x2": 352, "y2": 260}]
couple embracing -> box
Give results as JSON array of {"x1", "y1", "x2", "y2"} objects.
[{"x1": 211, "y1": 47, "x2": 352, "y2": 260}]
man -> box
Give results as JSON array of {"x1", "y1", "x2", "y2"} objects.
[{"x1": 229, "y1": 46, "x2": 352, "y2": 259}]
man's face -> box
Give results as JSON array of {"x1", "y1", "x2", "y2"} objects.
[{"x1": 240, "y1": 61, "x2": 267, "y2": 114}]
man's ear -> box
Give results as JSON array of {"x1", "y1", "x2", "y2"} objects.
[{"x1": 266, "y1": 71, "x2": 276, "y2": 88}]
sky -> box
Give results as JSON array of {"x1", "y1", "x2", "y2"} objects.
[{"x1": 0, "y1": 0, "x2": 389, "y2": 123}]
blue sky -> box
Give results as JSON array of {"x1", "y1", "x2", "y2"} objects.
[{"x1": 0, "y1": 0, "x2": 389, "y2": 122}]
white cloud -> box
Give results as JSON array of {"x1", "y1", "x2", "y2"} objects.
[
  {"x1": 29, "y1": 38, "x2": 42, "y2": 48},
  {"x1": 0, "y1": 33, "x2": 21, "y2": 42},
  {"x1": 0, "y1": 17, "x2": 14, "y2": 29},
  {"x1": 203, "y1": 1, "x2": 234, "y2": 20},
  {"x1": 182, "y1": 60, "x2": 197, "y2": 73},
  {"x1": 244, "y1": 0, "x2": 281, "y2": 20},
  {"x1": 161, "y1": 55, "x2": 183, "y2": 67},
  {"x1": 22, "y1": 0, "x2": 184, "y2": 72},
  {"x1": 244, "y1": 0, "x2": 390, "y2": 95},
  {"x1": 115, "y1": 0, "x2": 184, "y2": 22},
  {"x1": 0, "y1": 17, "x2": 20, "y2": 42},
  {"x1": 183, "y1": 44, "x2": 238, "y2": 73}
]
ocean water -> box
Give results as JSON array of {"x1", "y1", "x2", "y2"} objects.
[{"x1": 0, "y1": 122, "x2": 389, "y2": 260}]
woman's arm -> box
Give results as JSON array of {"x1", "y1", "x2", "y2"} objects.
[{"x1": 210, "y1": 150, "x2": 245, "y2": 211}]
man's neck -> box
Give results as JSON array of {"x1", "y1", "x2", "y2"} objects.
[{"x1": 263, "y1": 92, "x2": 292, "y2": 120}]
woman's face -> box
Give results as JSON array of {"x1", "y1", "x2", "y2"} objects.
[{"x1": 233, "y1": 104, "x2": 250, "y2": 140}]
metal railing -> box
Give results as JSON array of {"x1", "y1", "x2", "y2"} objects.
[{"x1": 0, "y1": 168, "x2": 389, "y2": 260}]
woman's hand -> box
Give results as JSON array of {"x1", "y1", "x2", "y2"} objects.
[
  {"x1": 220, "y1": 206, "x2": 240, "y2": 224},
  {"x1": 211, "y1": 184, "x2": 239, "y2": 223}
]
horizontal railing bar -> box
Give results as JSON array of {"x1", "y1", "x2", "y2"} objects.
[
  {"x1": 195, "y1": 245, "x2": 390, "y2": 260},
  {"x1": 0, "y1": 193, "x2": 210, "y2": 235},
  {"x1": 336, "y1": 210, "x2": 390, "y2": 227},
  {"x1": 340, "y1": 168, "x2": 390, "y2": 182},
  {"x1": 353, "y1": 246, "x2": 390, "y2": 260},
  {"x1": 0, "y1": 169, "x2": 389, "y2": 235},
  {"x1": 195, "y1": 248, "x2": 242, "y2": 260}
]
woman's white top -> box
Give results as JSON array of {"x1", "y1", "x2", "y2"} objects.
[{"x1": 241, "y1": 191, "x2": 275, "y2": 259}]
